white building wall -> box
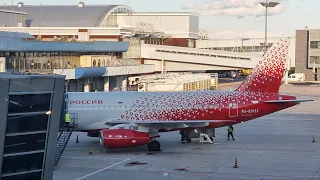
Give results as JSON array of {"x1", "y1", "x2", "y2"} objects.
[
  {"x1": 0, "y1": 27, "x2": 123, "y2": 39},
  {"x1": 143, "y1": 59, "x2": 239, "y2": 71},
  {"x1": 288, "y1": 37, "x2": 296, "y2": 68},
  {"x1": 146, "y1": 83, "x2": 184, "y2": 92},
  {"x1": 117, "y1": 13, "x2": 199, "y2": 39}
]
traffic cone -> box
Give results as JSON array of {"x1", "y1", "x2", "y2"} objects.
[
  {"x1": 233, "y1": 158, "x2": 239, "y2": 168},
  {"x1": 89, "y1": 148, "x2": 93, "y2": 155},
  {"x1": 312, "y1": 135, "x2": 316, "y2": 143},
  {"x1": 76, "y1": 135, "x2": 79, "y2": 143}
]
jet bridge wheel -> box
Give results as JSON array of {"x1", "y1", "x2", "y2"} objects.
[{"x1": 147, "y1": 140, "x2": 161, "y2": 151}]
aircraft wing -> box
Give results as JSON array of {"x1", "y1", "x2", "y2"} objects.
[
  {"x1": 107, "y1": 120, "x2": 236, "y2": 129},
  {"x1": 264, "y1": 99, "x2": 314, "y2": 103}
]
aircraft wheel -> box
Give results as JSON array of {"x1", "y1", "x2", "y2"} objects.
[{"x1": 148, "y1": 140, "x2": 161, "y2": 151}]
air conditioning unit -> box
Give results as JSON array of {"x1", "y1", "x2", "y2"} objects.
[
  {"x1": 137, "y1": 83, "x2": 147, "y2": 92},
  {"x1": 128, "y1": 77, "x2": 140, "y2": 85}
]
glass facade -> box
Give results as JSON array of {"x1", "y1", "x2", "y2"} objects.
[
  {"x1": 1, "y1": 171, "x2": 42, "y2": 180},
  {"x1": 101, "y1": 7, "x2": 133, "y2": 27},
  {"x1": 6, "y1": 114, "x2": 49, "y2": 134},
  {"x1": 4, "y1": 133, "x2": 46, "y2": 154},
  {"x1": 0, "y1": 52, "x2": 119, "y2": 74},
  {"x1": 123, "y1": 38, "x2": 142, "y2": 59},
  {"x1": 8, "y1": 94, "x2": 51, "y2": 114},
  {"x1": 1, "y1": 93, "x2": 52, "y2": 180},
  {"x1": 2, "y1": 152, "x2": 44, "y2": 175}
]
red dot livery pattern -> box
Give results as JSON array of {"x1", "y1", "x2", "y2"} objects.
[
  {"x1": 117, "y1": 38, "x2": 291, "y2": 123},
  {"x1": 118, "y1": 91, "x2": 275, "y2": 122},
  {"x1": 237, "y1": 38, "x2": 290, "y2": 93}
]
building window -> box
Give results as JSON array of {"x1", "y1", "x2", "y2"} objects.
[
  {"x1": 8, "y1": 94, "x2": 51, "y2": 114},
  {"x1": 310, "y1": 41, "x2": 320, "y2": 49},
  {"x1": 2, "y1": 152, "x2": 44, "y2": 175},
  {"x1": 1, "y1": 171, "x2": 42, "y2": 180},
  {"x1": 6, "y1": 114, "x2": 49, "y2": 134},
  {"x1": 4, "y1": 133, "x2": 46, "y2": 154},
  {"x1": 8, "y1": 94, "x2": 51, "y2": 113},
  {"x1": 310, "y1": 56, "x2": 320, "y2": 65}
]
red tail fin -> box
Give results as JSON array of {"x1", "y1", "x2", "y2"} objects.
[{"x1": 236, "y1": 38, "x2": 290, "y2": 93}]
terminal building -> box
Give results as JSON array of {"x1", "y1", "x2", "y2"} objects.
[
  {"x1": 0, "y1": 31, "x2": 154, "y2": 92},
  {"x1": 0, "y1": 2, "x2": 263, "y2": 77},
  {"x1": 295, "y1": 29, "x2": 320, "y2": 81}
]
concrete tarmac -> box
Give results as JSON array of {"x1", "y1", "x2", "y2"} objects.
[{"x1": 53, "y1": 84, "x2": 320, "y2": 180}]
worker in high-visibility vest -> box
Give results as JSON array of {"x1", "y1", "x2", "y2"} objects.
[
  {"x1": 227, "y1": 125, "x2": 235, "y2": 141},
  {"x1": 65, "y1": 113, "x2": 71, "y2": 126}
]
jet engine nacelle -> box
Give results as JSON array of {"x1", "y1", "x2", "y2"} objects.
[{"x1": 99, "y1": 129, "x2": 150, "y2": 148}]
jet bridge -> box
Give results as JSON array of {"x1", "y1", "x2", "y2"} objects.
[{"x1": 140, "y1": 44, "x2": 262, "y2": 71}]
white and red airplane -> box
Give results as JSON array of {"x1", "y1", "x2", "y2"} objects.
[{"x1": 64, "y1": 37, "x2": 313, "y2": 151}]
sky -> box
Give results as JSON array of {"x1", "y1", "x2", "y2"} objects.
[{"x1": 2, "y1": 0, "x2": 320, "y2": 39}]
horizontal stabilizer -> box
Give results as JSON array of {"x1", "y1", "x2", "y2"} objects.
[{"x1": 264, "y1": 99, "x2": 314, "y2": 103}]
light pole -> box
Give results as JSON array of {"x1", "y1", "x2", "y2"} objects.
[{"x1": 260, "y1": 0, "x2": 280, "y2": 54}]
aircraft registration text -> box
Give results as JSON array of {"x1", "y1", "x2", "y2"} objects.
[{"x1": 241, "y1": 109, "x2": 259, "y2": 114}]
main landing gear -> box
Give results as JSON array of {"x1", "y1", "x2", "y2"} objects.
[
  {"x1": 147, "y1": 139, "x2": 161, "y2": 151},
  {"x1": 180, "y1": 129, "x2": 192, "y2": 143}
]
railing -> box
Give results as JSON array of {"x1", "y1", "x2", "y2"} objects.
[
  {"x1": 104, "y1": 58, "x2": 140, "y2": 66},
  {"x1": 6, "y1": 68, "x2": 55, "y2": 74}
]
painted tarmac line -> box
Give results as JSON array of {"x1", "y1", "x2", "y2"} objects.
[
  {"x1": 75, "y1": 158, "x2": 131, "y2": 180},
  {"x1": 258, "y1": 117, "x2": 317, "y2": 121},
  {"x1": 65, "y1": 147, "x2": 101, "y2": 150},
  {"x1": 61, "y1": 156, "x2": 129, "y2": 160}
]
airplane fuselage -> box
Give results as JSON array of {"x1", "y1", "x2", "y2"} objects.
[{"x1": 65, "y1": 90, "x2": 297, "y2": 132}]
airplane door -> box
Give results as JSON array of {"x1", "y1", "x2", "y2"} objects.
[{"x1": 228, "y1": 95, "x2": 238, "y2": 117}]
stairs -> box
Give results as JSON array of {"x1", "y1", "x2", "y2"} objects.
[
  {"x1": 54, "y1": 114, "x2": 78, "y2": 167},
  {"x1": 54, "y1": 93, "x2": 79, "y2": 168}
]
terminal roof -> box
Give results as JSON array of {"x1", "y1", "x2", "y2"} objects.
[
  {"x1": 0, "y1": 32, "x2": 129, "y2": 52},
  {"x1": 0, "y1": 5, "x2": 133, "y2": 27},
  {"x1": 0, "y1": 31, "x2": 35, "y2": 39}
]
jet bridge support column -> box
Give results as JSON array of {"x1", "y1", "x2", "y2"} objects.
[
  {"x1": 104, "y1": 77, "x2": 110, "y2": 92},
  {"x1": 84, "y1": 78, "x2": 90, "y2": 92},
  {"x1": 122, "y1": 75, "x2": 127, "y2": 91}
]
